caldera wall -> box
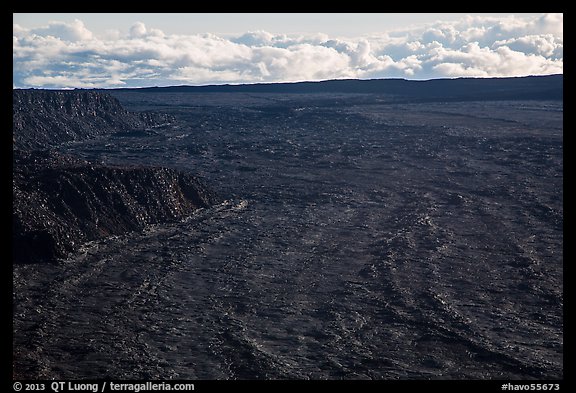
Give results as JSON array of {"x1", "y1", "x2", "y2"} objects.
[{"x1": 12, "y1": 90, "x2": 218, "y2": 264}]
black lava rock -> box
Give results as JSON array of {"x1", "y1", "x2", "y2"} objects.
[
  {"x1": 13, "y1": 150, "x2": 219, "y2": 264},
  {"x1": 12, "y1": 90, "x2": 217, "y2": 264},
  {"x1": 13, "y1": 89, "x2": 174, "y2": 150}
]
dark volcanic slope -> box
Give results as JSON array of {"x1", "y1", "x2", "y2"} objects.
[
  {"x1": 116, "y1": 74, "x2": 563, "y2": 102},
  {"x1": 13, "y1": 77, "x2": 562, "y2": 380},
  {"x1": 13, "y1": 89, "x2": 174, "y2": 150},
  {"x1": 12, "y1": 90, "x2": 218, "y2": 264},
  {"x1": 13, "y1": 150, "x2": 217, "y2": 264}
]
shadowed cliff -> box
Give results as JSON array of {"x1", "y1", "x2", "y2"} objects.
[
  {"x1": 13, "y1": 89, "x2": 174, "y2": 150},
  {"x1": 12, "y1": 90, "x2": 218, "y2": 264}
]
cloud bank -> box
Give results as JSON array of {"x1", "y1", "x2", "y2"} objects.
[{"x1": 13, "y1": 14, "x2": 563, "y2": 88}]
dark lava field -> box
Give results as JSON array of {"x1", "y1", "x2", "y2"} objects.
[{"x1": 13, "y1": 82, "x2": 563, "y2": 379}]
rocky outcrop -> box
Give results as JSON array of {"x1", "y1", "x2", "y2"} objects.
[
  {"x1": 13, "y1": 89, "x2": 174, "y2": 150},
  {"x1": 12, "y1": 90, "x2": 218, "y2": 264},
  {"x1": 13, "y1": 150, "x2": 219, "y2": 264}
]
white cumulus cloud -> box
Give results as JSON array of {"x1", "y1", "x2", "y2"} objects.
[
  {"x1": 16, "y1": 19, "x2": 94, "y2": 42},
  {"x1": 13, "y1": 13, "x2": 563, "y2": 88}
]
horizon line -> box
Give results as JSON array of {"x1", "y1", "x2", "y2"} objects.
[{"x1": 13, "y1": 73, "x2": 563, "y2": 91}]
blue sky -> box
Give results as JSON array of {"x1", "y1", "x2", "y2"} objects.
[
  {"x1": 13, "y1": 13, "x2": 562, "y2": 88},
  {"x1": 14, "y1": 13, "x2": 543, "y2": 37}
]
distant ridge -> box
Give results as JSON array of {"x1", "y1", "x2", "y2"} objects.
[
  {"x1": 12, "y1": 89, "x2": 173, "y2": 150},
  {"x1": 105, "y1": 74, "x2": 563, "y2": 101}
]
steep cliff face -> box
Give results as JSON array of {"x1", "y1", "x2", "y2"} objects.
[
  {"x1": 13, "y1": 150, "x2": 219, "y2": 264},
  {"x1": 13, "y1": 89, "x2": 174, "y2": 150},
  {"x1": 12, "y1": 90, "x2": 218, "y2": 264}
]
